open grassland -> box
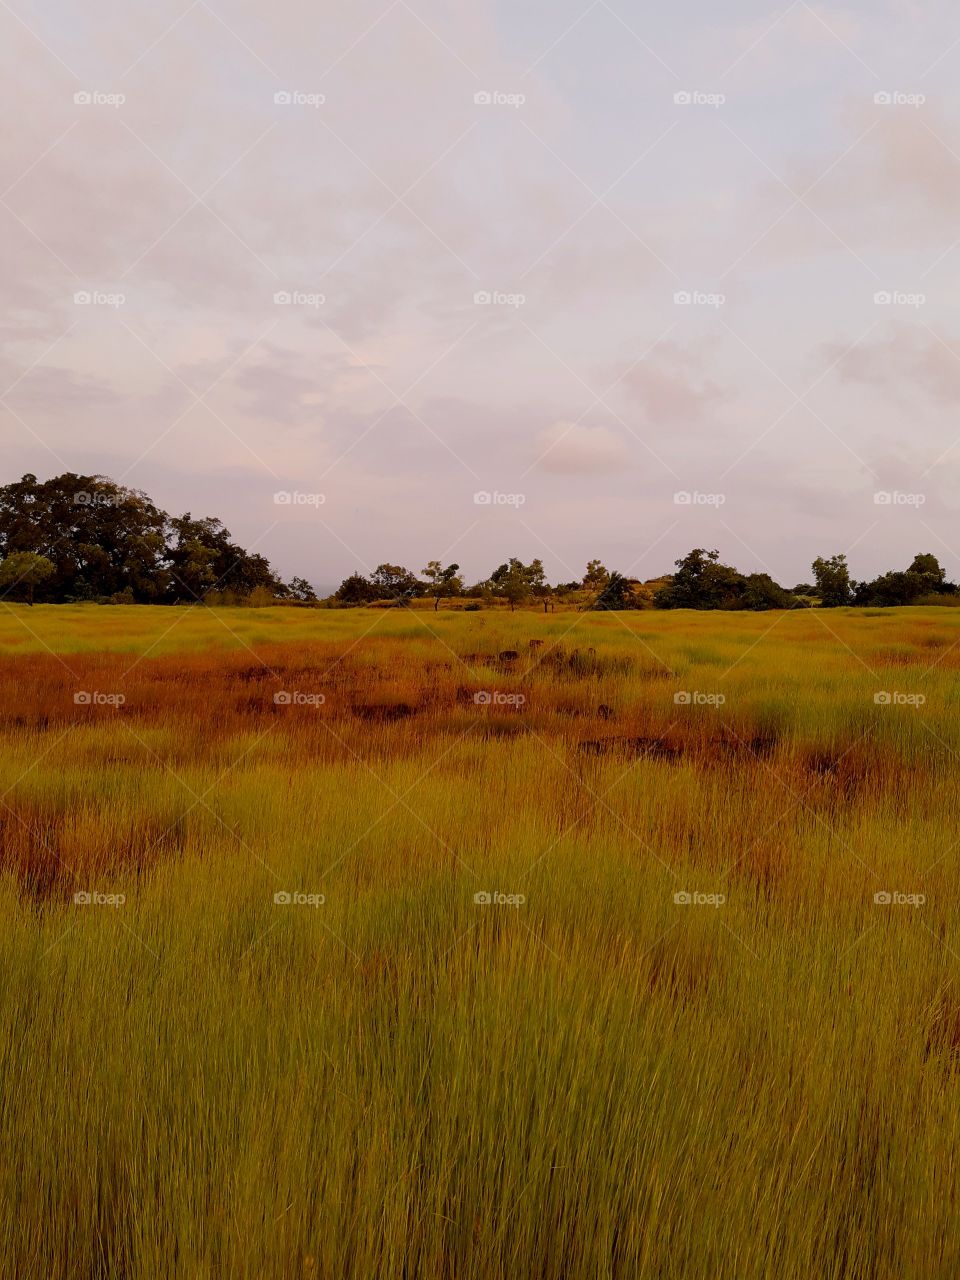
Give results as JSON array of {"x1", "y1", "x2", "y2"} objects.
[{"x1": 2, "y1": 603, "x2": 960, "y2": 1278}]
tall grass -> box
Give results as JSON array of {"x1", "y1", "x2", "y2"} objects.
[{"x1": 0, "y1": 602, "x2": 958, "y2": 1277}]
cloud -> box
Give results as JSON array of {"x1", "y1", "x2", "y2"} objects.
[{"x1": 533, "y1": 421, "x2": 630, "y2": 473}]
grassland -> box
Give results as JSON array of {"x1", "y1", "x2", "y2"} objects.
[{"x1": 1, "y1": 601, "x2": 960, "y2": 1278}]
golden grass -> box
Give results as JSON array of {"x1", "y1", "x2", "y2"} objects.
[{"x1": 1, "y1": 602, "x2": 959, "y2": 1277}]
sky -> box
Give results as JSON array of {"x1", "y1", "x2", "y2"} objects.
[{"x1": 3, "y1": 0, "x2": 960, "y2": 589}]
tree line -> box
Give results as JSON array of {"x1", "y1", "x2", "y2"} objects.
[
  {"x1": 0, "y1": 473, "x2": 317, "y2": 605},
  {"x1": 0, "y1": 473, "x2": 954, "y2": 611},
  {"x1": 333, "y1": 548, "x2": 957, "y2": 611}
]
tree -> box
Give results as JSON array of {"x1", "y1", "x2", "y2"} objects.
[
  {"x1": 167, "y1": 514, "x2": 284, "y2": 602},
  {"x1": 487, "y1": 558, "x2": 546, "y2": 610},
  {"x1": 287, "y1": 576, "x2": 318, "y2": 603},
  {"x1": 0, "y1": 472, "x2": 170, "y2": 601},
  {"x1": 370, "y1": 564, "x2": 419, "y2": 603},
  {"x1": 583, "y1": 560, "x2": 610, "y2": 591},
  {"x1": 0, "y1": 551, "x2": 55, "y2": 605},
  {"x1": 739, "y1": 573, "x2": 791, "y2": 611},
  {"x1": 592, "y1": 570, "x2": 633, "y2": 610},
  {"x1": 854, "y1": 553, "x2": 955, "y2": 607},
  {"x1": 655, "y1": 549, "x2": 745, "y2": 610},
  {"x1": 907, "y1": 553, "x2": 948, "y2": 593},
  {"x1": 334, "y1": 573, "x2": 378, "y2": 605},
  {"x1": 421, "y1": 561, "x2": 463, "y2": 611},
  {"x1": 812, "y1": 554, "x2": 853, "y2": 607}
]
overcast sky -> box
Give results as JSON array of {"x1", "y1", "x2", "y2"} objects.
[{"x1": 3, "y1": 0, "x2": 960, "y2": 587}]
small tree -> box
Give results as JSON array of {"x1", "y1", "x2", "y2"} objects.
[
  {"x1": 287, "y1": 576, "x2": 318, "y2": 603},
  {"x1": 592, "y1": 571, "x2": 632, "y2": 610},
  {"x1": 812, "y1": 554, "x2": 853, "y2": 607},
  {"x1": 371, "y1": 564, "x2": 419, "y2": 604},
  {"x1": 583, "y1": 559, "x2": 610, "y2": 592},
  {"x1": 0, "y1": 551, "x2": 55, "y2": 605},
  {"x1": 488, "y1": 558, "x2": 544, "y2": 611},
  {"x1": 421, "y1": 561, "x2": 463, "y2": 611},
  {"x1": 334, "y1": 572, "x2": 378, "y2": 605}
]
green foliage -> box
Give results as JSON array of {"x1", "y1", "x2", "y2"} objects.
[
  {"x1": 0, "y1": 550, "x2": 55, "y2": 604},
  {"x1": 812, "y1": 554, "x2": 853, "y2": 607},
  {"x1": 0, "y1": 474, "x2": 284, "y2": 604}
]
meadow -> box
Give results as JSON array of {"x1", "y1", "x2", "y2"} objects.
[{"x1": 1, "y1": 601, "x2": 960, "y2": 1278}]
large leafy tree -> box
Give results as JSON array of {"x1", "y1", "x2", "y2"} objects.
[
  {"x1": 370, "y1": 564, "x2": 419, "y2": 602},
  {"x1": 0, "y1": 473, "x2": 170, "y2": 602},
  {"x1": 655, "y1": 549, "x2": 745, "y2": 610},
  {"x1": 167, "y1": 514, "x2": 284, "y2": 601},
  {"x1": 334, "y1": 573, "x2": 378, "y2": 605},
  {"x1": 812, "y1": 554, "x2": 853, "y2": 608},
  {"x1": 0, "y1": 474, "x2": 287, "y2": 603},
  {"x1": 487, "y1": 558, "x2": 547, "y2": 610}
]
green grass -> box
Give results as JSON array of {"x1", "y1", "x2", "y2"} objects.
[{"x1": 0, "y1": 603, "x2": 959, "y2": 1277}]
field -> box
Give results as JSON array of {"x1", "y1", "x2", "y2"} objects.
[{"x1": 2, "y1": 602, "x2": 959, "y2": 1278}]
